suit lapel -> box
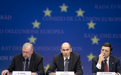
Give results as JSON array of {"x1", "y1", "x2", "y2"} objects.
[
  {"x1": 109, "y1": 56, "x2": 114, "y2": 72},
  {"x1": 28, "y1": 53, "x2": 34, "y2": 70},
  {"x1": 60, "y1": 54, "x2": 64, "y2": 70},
  {"x1": 18, "y1": 54, "x2": 24, "y2": 71},
  {"x1": 101, "y1": 61, "x2": 104, "y2": 71},
  {"x1": 68, "y1": 53, "x2": 73, "y2": 71}
]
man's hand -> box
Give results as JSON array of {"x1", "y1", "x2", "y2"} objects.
[
  {"x1": 1, "y1": 70, "x2": 9, "y2": 75},
  {"x1": 115, "y1": 73, "x2": 119, "y2": 75},
  {"x1": 52, "y1": 73, "x2": 56, "y2": 75},
  {"x1": 98, "y1": 53, "x2": 104, "y2": 65},
  {"x1": 74, "y1": 73, "x2": 77, "y2": 75},
  {"x1": 31, "y1": 72, "x2": 37, "y2": 75}
]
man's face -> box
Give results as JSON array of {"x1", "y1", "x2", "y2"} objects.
[
  {"x1": 22, "y1": 47, "x2": 33, "y2": 59},
  {"x1": 101, "y1": 46, "x2": 111, "y2": 58},
  {"x1": 61, "y1": 43, "x2": 72, "y2": 58}
]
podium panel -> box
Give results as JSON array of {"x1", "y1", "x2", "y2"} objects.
[
  {"x1": 97, "y1": 72, "x2": 115, "y2": 75},
  {"x1": 56, "y1": 71, "x2": 74, "y2": 75},
  {"x1": 12, "y1": 71, "x2": 31, "y2": 75}
]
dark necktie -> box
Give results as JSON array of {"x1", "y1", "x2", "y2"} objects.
[
  {"x1": 104, "y1": 59, "x2": 108, "y2": 72},
  {"x1": 25, "y1": 59, "x2": 29, "y2": 71},
  {"x1": 64, "y1": 59, "x2": 69, "y2": 71}
]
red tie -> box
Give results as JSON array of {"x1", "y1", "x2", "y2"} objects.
[{"x1": 104, "y1": 59, "x2": 108, "y2": 72}]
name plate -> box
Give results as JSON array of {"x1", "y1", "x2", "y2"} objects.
[
  {"x1": 12, "y1": 71, "x2": 31, "y2": 75},
  {"x1": 56, "y1": 71, "x2": 74, "y2": 75},
  {"x1": 97, "y1": 72, "x2": 115, "y2": 75}
]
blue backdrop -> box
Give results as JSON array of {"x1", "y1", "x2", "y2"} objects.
[{"x1": 0, "y1": 0, "x2": 121, "y2": 75}]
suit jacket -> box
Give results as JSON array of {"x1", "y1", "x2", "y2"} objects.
[
  {"x1": 46, "y1": 52, "x2": 83, "y2": 75},
  {"x1": 92, "y1": 56, "x2": 121, "y2": 74},
  {"x1": 8, "y1": 52, "x2": 45, "y2": 75}
]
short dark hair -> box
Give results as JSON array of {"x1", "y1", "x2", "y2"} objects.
[{"x1": 101, "y1": 42, "x2": 113, "y2": 54}]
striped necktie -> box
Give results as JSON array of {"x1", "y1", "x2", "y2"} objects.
[{"x1": 64, "y1": 59, "x2": 69, "y2": 71}]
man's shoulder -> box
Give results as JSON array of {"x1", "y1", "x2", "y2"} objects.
[
  {"x1": 32, "y1": 52, "x2": 43, "y2": 58},
  {"x1": 92, "y1": 56, "x2": 98, "y2": 61},
  {"x1": 110, "y1": 56, "x2": 120, "y2": 61},
  {"x1": 14, "y1": 53, "x2": 22, "y2": 58},
  {"x1": 71, "y1": 52, "x2": 80, "y2": 56},
  {"x1": 12, "y1": 53, "x2": 23, "y2": 61},
  {"x1": 52, "y1": 53, "x2": 63, "y2": 60},
  {"x1": 54, "y1": 53, "x2": 62, "y2": 57}
]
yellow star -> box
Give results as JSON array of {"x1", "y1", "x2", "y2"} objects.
[
  {"x1": 59, "y1": 3, "x2": 68, "y2": 12},
  {"x1": 43, "y1": 8, "x2": 52, "y2": 16},
  {"x1": 44, "y1": 64, "x2": 50, "y2": 72},
  {"x1": 87, "y1": 21, "x2": 96, "y2": 29},
  {"x1": 32, "y1": 20, "x2": 41, "y2": 28},
  {"x1": 76, "y1": 8, "x2": 85, "y2": 17},
  {"x1": 28, "y1": 35, "x2": 37, "y2": 44},
  {"x1": 91, "y1": 36, "x2": 100, "y2": 44},
  {"x1": 87, "y1": 53, "x2": 95, "y2": 61}
]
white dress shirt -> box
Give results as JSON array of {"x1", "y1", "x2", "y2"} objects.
[
  {"x1": 96, "y1": 56, "x2": 120, "y2": 75},
  {"x1": 63, "y1": 56, "x2": 70, "y2": 66},
  {"x1": 96, "y1": 56, "x2": 109, "y2": 70}
]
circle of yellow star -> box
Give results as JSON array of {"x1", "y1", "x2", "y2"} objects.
[
  {"x1": 87, "y1": 53, "x2": 95, "y2": 61},
  {"x1": 43, "y1": 8, "x2": 52, "y2": 16},
  {"x1": 32, "y1": 20, "x2": 41, "y2": 28},
  {"x1": 28, "y1": 35, "x2": 37, "y2": 44},
  {"x1": 59, "y1": 3, "x2": 68, "y2": 12},
  {"x1": 44, "y1": 64, "x2": 50, "y2": 72},
  {"x1": 87, "y1": 21, "x2": 96, "y2": 29},
  {"x1": 76, "y1": 8, "x2": 85, "y2": 17},
  {"x1": 91, "y1": 36, "x2": 100, "y2": 44}
]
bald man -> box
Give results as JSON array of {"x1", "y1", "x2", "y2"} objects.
[
  {"x1": 1, "y1": 42, "x2": 45, "y2": 75},
  {"x1": 46, "y1": 42, "x2": 83, "y2": 75}
]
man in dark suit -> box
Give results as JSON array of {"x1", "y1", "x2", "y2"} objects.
[
  {"x1": 92, "y1": 42, "x2": 121, "y2": 75},
  {"x1": 1, "y1": 42, "x2": 45, "y2": 75},
  {"x1": 46, "y1": 42, "x2": 83, "y2": 75}
]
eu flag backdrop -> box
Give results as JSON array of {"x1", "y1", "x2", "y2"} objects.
[{"x1": 0, "y1": 0, "x2": 121, "y2": 75}]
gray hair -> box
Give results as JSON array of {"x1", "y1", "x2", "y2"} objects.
[{"x1": 22, "y1": 42, "x2": 33, "y2": 50}]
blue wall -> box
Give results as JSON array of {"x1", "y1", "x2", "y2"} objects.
[{"x1": 0, "y1": 0, "x2": 121, "y2": 75}]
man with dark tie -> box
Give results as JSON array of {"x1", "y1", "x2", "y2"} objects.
[
  {"x1": 1, "y1": 42, "x2": 45, "y2": 75},
  {"x1": 46, "y1": 42, "x2": 83, "y2": 75},
  {"x1": 92, "y1": 42, "x2": 121, "y2": 75}
]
